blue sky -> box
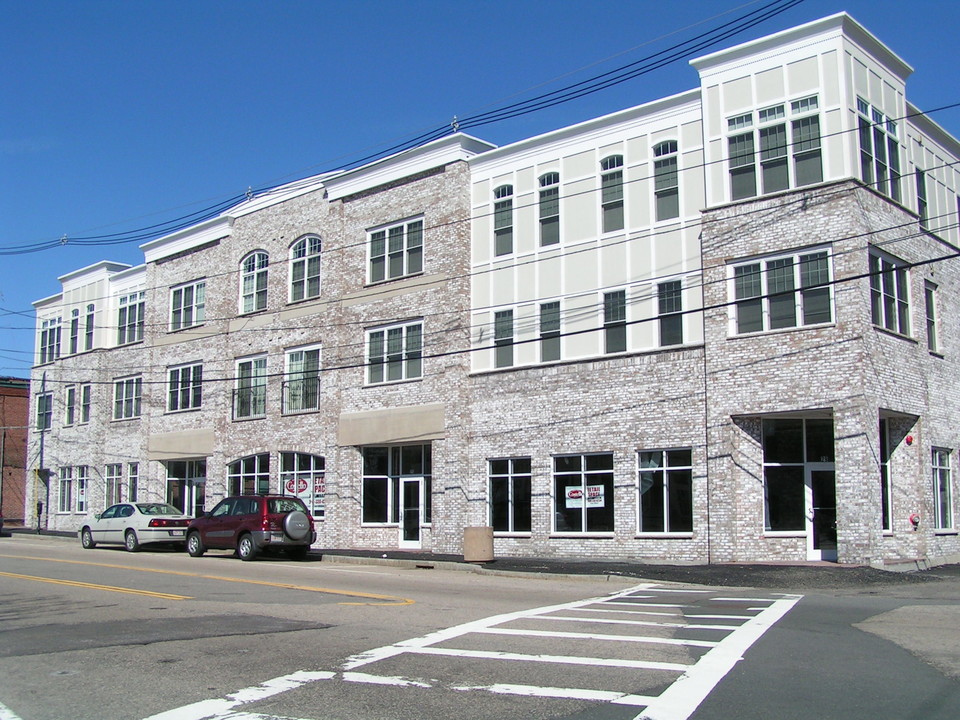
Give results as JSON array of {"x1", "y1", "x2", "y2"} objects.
[{"x1": 2, "y1": 0, "x2": 959, "y2": 377}]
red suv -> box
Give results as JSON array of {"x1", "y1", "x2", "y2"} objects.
[{"x1": 186, "y1": 495, "x2": 316, "y2": 561}]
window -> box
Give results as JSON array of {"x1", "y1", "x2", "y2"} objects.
[
  {"x1": 241, "y1": 251, "x2": 269, "y2": 313},
  {"x1": 601, "y1": 155, "x2": 624, "y2": 232},
  {"x1": 280, "y1": 452, "x2": 325, "y2": 518},
  {"x1": 916, "y1": 170, "x2": 928, "y2": 229},
  {"x1": 290, "y1": 236, "x2": 321, "y2": 302},
  {"x1": 603, "y1": 290, "x2": 626, "y2": 353},
  {"x1": 76, "y1": 466, "x2": 88, "y2": 513},
  {"x1": 80, "y1": 383, "x2": 91, "y2": 424},
  {"x1": 58, "y1": 467, "x2": 73, "y2": 513},
  {"x1": 118, "y1": 291, "x2": 145, "y2": 344},
  {"x1": 857, "y1": 99, "x2": 901, "y2": 201},
  {"x1": 493, "y1": 185, "x2": 514, "y2": 256},
  {"x1": 106, "y1": 464, "x2": 122, "y2": 506},
  {"x1": 540, "y1": 301, "x2": 561, "y2": 362},
  {"x1": 489, "y1": 458, "x2": 532, "y2": 532},
  {"x1": 369, "y1": 219, "x2": 423, "y2": 282},
  {"x1": 362, "y1": 445, "x2": 432, "y2": 524},
  {"x1": 638, "y1": 449, "x2": 693, "y2": 533},
  {"x1": 763, "y1": 418, "x2": 834, "y2": 532},
  {"x1": 494, "y1": 310, "x2": 514, "y2": 368},
  {"x1": 113, "y1": 376, "x2": 142, "y2": 420},
  {"x1": 869, "y1": 250, "x2": 910, "y2": 335},
  {"x1": 127, "y1": 463, "x2": 139, "y2": 502},
  {"x1": 658, "y1": 280, "x2": 683, "y2": 346},
  {"x1": 732, "y1": 250, "x2": 831, "y2": 334},
  {"x1": 69, "y1": 309, "x2": 79, "y2": 354},
  {"x1": 284, "y1": 346, "x2": 321, "y2": 412},
  {"x1": 234, "y1": 356, "x2": 267, "y2": 419},
  {"x1": 367, "y1": 321, "x2": 422, "y2": 384},
  {"x1": 653, "y1": 142, "x2": 679, "y2": 221},
  {"x1": 553, "y1": 453, "x2": 615, "y2": 533},
  {"x1": 39, "y1": 317, "x2": 61, "y2": 363},
  {"x1": 228, "y1": 454, "x2": 270, "y2": 495},
  {"x1": 168, "y1": 362, "x2": 203, "y2": 412},
  {"x1": 36, "y1": 392, "x2": 52, "y2": 431},
  {"x1": 925, "y1": 282, "x2": 939, "y2": 353},
  {"x1": 84, "y1": 304, "x2": 95, "y2": 351},
  {"x1": 728, "y1": 97, "x2": 821, "y2": 200},
  {"x1": 932, "y1": 448, "x2": 953, "y2": 529},
  {"x1": 539, "y1": 172, "x2": 560, "y2": 246},
  {"x1": 171, "y1": 280, "x2": 205, "y2": 330},
  {"x1": 64, "y1": 386, "x2": 76, "y2": 426},
  {"x1": 879, "y1": 419, "x2": 892, "y2": 532}
]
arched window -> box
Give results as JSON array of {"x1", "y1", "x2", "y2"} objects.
[
  {"x1": 493, "y1": 185, "x2": 513, "y2": 257},
  {"x1": 240, "y1": 251, "x2": 269, "y2": 313},
  {"x1": 653, "y1": 141, "x2": 679, "y2": 221},
  {"x1": 227, "y1": 453, "x2": 270, "y2": 495},
  {"x1": 290, "y1": 235, "x2": 321, "y2": 302}
]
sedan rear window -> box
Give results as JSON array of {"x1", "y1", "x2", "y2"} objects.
[{"x1": 137, "y1": 503, "x2": 183, "y2": 515}]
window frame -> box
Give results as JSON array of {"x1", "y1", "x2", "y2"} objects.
[
  {"x1": 730, "y1": 248, "x2": 833, "y2": 335},
  {"x1": 240, "y1": 250, "x2": 269, "y2": 314},
  {"x1": 538, "y1": 172, "x2": 560, "y2": 246},
  {"x1": 879, "y1": 418, "x2": 892, "y2": 533},
  {"x1": 283, "y1": 345, "x2": 321, "y2": 413},
  {"x1": 117, "y1": 291, "x2": 145, "y2": 345},
  {"x1": 228, "y1": 453, "x2": 271, "y2": 495},
  {"x1": 488, "y1": 457, "x2": 532, "y2": 533},
  {"x1": 932, "y1": 447, "x2": 954, "y2": 530},
  {"x1": 603, "y1": 289, "x2": 627, "y2": 354},
  {"x1": 80, "y1": 383, "x2": 92, "y2": 424},
  {"x1": 925, "y1": 281, "x2": 939, "y2": 353},
  {"x1": 653, "y1": 142, "x2": 679, "y2": 221},
  {"x1": 69, "y1": 309, "x2": 80, "y2": 355},
  {"x1": 289, "y1": 235, "x2": 322, "y2": 302},
  {"x1": 869, "y1": 249, "x2": 911, "y2": 336},
  {"x1": 600, "y1": 155, "x2": 625, "y2": 232},
  {"x1": 39, "y1": 316, "x2": 61, "y2": 364},
  {"x1": 493, "y1": 185, "x2": 514, "y2": 256},
  {"x1": 552, "y1": 453, "x2": 615, "y2": 534},
  {"x1": 170, "y1": 279, "x2": 206, "y2": 331},
  {"x1": 113, "y1": 376, "x2": 142, "y2": 420},
  {"x1": 58, "y1": 467, "x2": 73, "y2": 514},
  {"x1": 280, "y1": 452, "x2": 326, "y2": 518},
  {"x1": 856, "y1": 98, "x2": 902, "y2": 202},
  {"x1": 233, "y1": 355, "x2": 267, "y2": 420},
  {"x1": 658, "y1": 280, "x2": 683, "y2": 347},
  {"x1": 493, "y1": 309, "x2": 514, "y2": 369},
  {"x1": 539, "y1": 301, "x2": 561, "y2": 363},
  {"x1": 168, "y1": 362, "x2": 203, "y2": 412},
  {"x1": 366, "y1": 320, "x2": 423, "y2": 385},
  {"x1": 36, "y1": 392, "x2": 53, "y2": 431},
  {"x1": 361, "y1": 445, "x2": 432, "y2": 526},
  {"x1": 64, "y1": 385, "x2": 76, "y2": 426},
  {"x1": 75, "y1": 465, "x2": 88, "y2": 513},
  {"x1": 637, "y1": 448, "x2": 693, "y2": 534},
  {"x1": 84, "y1": 303, "x2": 95, "y2": 351},
  {"x1": 368, "y1": 218, "x2": 424, "y2": 283}
]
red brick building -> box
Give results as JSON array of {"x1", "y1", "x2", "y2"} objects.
[{"x1": 1, "y1": 377, "x2": 29, "y2": 526}]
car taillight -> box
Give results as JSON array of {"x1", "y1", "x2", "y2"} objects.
[{"x1": 148, "y1": 519, "x2": 187, "y2": 528}]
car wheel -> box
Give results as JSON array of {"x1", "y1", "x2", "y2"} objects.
[
  {"x1": 237, "y1": 534, "x2": 258, "y2": 561},
  {"x1": 124, "y1": 529, "x2": 141, "y2": 552},
  {"x1": 286, "y1": 545, "x2": 309, "y2": 560},
  {"x1": 186, "y1": 531, "x2": 205, "y2": 557},
  {"x1": 283, "y1": 511, "x2": 310, "y2": 541},
  {"x1": 80, "y1": 527, "x2": 96, "y2": 549}
]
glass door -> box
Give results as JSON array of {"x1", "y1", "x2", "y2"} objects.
[{"x1": 806, "y1": 465, "x2": 837, "y2": 561}]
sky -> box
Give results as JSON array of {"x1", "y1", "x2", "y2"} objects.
[{"x1": 2, "y1": 0, "x2": 959, "y2": 378}]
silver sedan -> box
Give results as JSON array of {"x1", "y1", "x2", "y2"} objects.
[{"x1": 79, "y1": 503, "x2": 191, "y2": 552}]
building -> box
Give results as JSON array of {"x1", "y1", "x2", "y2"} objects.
[
  {"x1": 0, "y1": 377, "x2": 29, "y2": 526},
  {"x1": 27, "y1": 13, "x2": 960, "y2": 566}
]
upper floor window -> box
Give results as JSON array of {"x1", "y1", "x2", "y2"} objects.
[
  {"x1": 539, "y1": 172, "x2": 560, "y2": 246},
  {"x1": 925, "y1": 281, "x2": 939, "y2": 353},
  {"x1": 732, "y1": 249, "x2": 832, "y2": 334},
  {"x1": 290, "y1": 236, "x2": 321, "y2": 302},
  {"x1": 69, "y1": 309, "x2": 80, "y2": 354},
  {"x1": 658, "y1": 280, "x2": 683, "y2": 346},
  {"x1": 113, "y1": 376, "x2": 142, "y2": 420},
  {"x1": 728, "y1": 96, "x2": 822, "y2": 201},
  {"x1": 367, "y1": 321, "x2": 423, "y2": 384},
  {"x1": 168, "y1": 362, "x2": 203, "y2": 412},
  {"x1": 916, "y1": 169, "x2": 928, "y2": 229},
  {"x1": 284, "y1": 346, "x2": 321, "y2": 413},
  {"x1": 84, "y1": 303, "x2": 95, "y2": 351},
  {"x1": 39, "y1": 317, "x2": 61, "y2": 364},
  {"x1": 653, "y1": 142, "x2": 679, "y2": 221},
  {"x1": 80, "y1": 383, "x2": 91, "y2": 424},
  {"x1": 540, "y1": 301, "x2": 561, "y2": 363},
  {"x1": 493, "y1": 185, "x2": 514, "y2": 256},
  {"x1": 869, "y1": 250, "x2": 910, "y2": 336},
  {"x1": 234, "y1": 356, "x2": 267, "y2": 420},
  {"x1": 36, "y1": 392, "x2": 53, "y2": 431},
  {"x1": 241, "y1": 251, "x2": 269, "y2": 314},
  {"x1": 857, "y1": 98, "x2": 902, "y2": 202},
  {"x1": 171, "y1": 280, "x2": 205, "y2": 331},
  {"x1": 64, "y1": 385, "x2": 77, "y2": 426},
  {"x1": 494, "y1": 310, "x2": 514, "y2": 368},
  {"x1": 118, "y1": 291, "x2": 145, "y2": 345},
  {"x1": 369, "y1": 219, "x2": 423, "y2": 283},
  {"x1": 600, "y1": 156, "x2": 624, "y2": 232},
  {"x1": 603, "y1": 290, "x2": 627, "y2": 353}
]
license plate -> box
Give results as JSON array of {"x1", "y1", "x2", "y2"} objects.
[{"x1": 169, "y1": 530, "x2": 184, "y2": 536}]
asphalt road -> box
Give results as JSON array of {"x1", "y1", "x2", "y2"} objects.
[{"x1": 1, "y1": 532, "x2": 959, "y2": 720}]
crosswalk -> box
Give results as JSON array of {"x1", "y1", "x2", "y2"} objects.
[{"x1": 142, "y1": 583, "x2": 801, "y2": 720}]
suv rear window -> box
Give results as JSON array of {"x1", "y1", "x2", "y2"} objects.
[{"x1": 268, "y1": 497, "x2": 308, "y2": 514}]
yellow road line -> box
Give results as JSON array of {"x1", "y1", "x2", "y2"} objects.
[
  {"x1": 0, "y1": 554, "x2": 413, "y2": 606},
  {"x1": 0, "y1": 570, "x2": 190, "y2": 600}
]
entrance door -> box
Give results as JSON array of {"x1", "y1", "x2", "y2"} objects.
[
  {"x1": 399, "y1": 478, "x2": 422, "y2": 549},
  {"x1": 806, "y1": 465, "x2": 837, "y2": 561}
]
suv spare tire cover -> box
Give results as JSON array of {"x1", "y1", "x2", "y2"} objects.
[{"x1": 284, "y1": 511, "x2": 310, "y2": 540}]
